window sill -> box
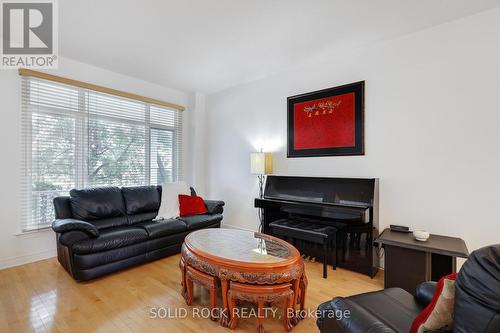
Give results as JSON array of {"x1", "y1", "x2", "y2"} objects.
[{"x1": 15, "y1": 226, "x2": 52, "y2": 237}]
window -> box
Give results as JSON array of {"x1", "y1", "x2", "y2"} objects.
[{"x1": 21, "y1": 76, "x2": 183, "y2": 231}]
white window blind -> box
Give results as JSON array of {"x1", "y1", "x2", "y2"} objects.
[{"x1": 21, "y1": 76, "x2": 184, "y2": 231}]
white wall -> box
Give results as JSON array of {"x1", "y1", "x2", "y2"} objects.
[
  {"x1": 205, "y1": 8, "x2": 500, "y2": 257},
  {"x1": 0, "y1": 57, "x2": 193, "y2": 269},
  {"x1": 187, "y1": 93, "x2": 208, "y2": 196}
]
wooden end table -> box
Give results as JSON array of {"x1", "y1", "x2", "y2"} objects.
[
  {"x1": 375, "y1": 228, "x2": 468, "y2": 294},
  {"x1": 180, "y1": 228, "x2": 306, "y2": 329}
]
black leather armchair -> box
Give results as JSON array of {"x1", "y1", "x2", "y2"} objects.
[
  {"x1": 52, "y1": 185, "x2": 225, "y2": 281},
  {"x1": 316, "y1": 245, "x2": 500, "y2": 333}
]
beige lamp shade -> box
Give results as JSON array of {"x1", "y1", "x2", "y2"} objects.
[{"x1": 250, "y1": 152, "x2": 273, "y2": 175}]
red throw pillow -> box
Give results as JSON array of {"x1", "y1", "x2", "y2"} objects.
[
  {"x1": 410, "y1": 273, "x2": 458, "y2": 333},
  {"x1": 178, "y1": 194, "x2": 208, "y2": 217}
]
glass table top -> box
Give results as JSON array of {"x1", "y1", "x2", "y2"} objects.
[{"x1": 185, "y1": 229, "x2": 292, "y2": 264}]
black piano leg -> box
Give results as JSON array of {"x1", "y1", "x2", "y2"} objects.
[
  {"x1": 342, "y1": 233, "x2": 348, "y2": 262},
  {"x1": 355, "y1": 232, "x2": 361, "y2": 250},
  {"x1": 323, "y1": 241, "x2": 328, "y2": 278},
  {"x1": 332, "y1": 234, "x2": 337, "y2": 270}
]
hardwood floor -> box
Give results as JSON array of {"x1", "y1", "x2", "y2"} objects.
[{"x1": 0, "y1": 255, "x2": 383, "y2": 333}]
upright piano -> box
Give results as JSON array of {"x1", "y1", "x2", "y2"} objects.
[{"x1": 255, "y1": 175, "x2": 379, "y2": 277}]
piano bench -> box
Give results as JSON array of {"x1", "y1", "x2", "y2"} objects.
[{"x1": 269, "y1": 219, "x2": 343, "y2": 278}]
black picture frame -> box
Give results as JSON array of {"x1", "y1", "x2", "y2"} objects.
[{"x1": 287, "y1": 81, "x2": 364, "y2": 157}]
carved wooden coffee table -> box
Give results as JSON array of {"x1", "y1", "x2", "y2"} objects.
[{"x1": 180, "y1": 229, "x2": 306, "y2": 328}]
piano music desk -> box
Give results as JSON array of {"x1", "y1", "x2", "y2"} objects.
[{"x1": 375, "y1": 228, "x2": 468, "y2": 294}]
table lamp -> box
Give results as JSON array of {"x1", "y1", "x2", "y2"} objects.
[{"x1": 250, "y1": 150, "x2": 273, "y2": 198}]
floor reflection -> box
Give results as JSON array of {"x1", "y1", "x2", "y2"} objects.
[{"x1": 30, "y1": 289, "x2": 57, "y2": 331}]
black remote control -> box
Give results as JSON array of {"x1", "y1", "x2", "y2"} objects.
[{"x1": 390, "y1": 224, "x2": 411, "y2": 233}]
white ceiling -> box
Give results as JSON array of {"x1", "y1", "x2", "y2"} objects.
[{"x1": 60, "y1": 0, "x2": 500, "y2": 93}]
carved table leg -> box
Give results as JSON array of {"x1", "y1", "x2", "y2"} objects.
[
  {"x1": 209, "y1": 285, "x2": 217, "y2": 321},
  {"x1": 220, "y1": 279, "x2": 229, "y2": 327},
  {"x1": 298, "y1": 274, "x2": 308, "y2": 312},
  {"x1": 284, "y1": 292, "x2": 294, "y2": 332},
  {"x1": 179, "y1": 257, "x2": 187, "y2": 302},
  {"x1": 257, "y1": 299, "x2": 265, "y2": 333},
  {"x1": 186, "y1": 274, "x2": 194, "y2": 305},
  {"x1": 228, "y1": 290, "x2": 238, "y2": 329},
  {"x1": 290, "y1": 277, "x2": 300, "y2": 325}
]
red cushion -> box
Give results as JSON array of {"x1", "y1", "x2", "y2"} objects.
[
  {"x1": 178, "y1": 194, "x2": 208, "y2": 217},
  {"x1": 410, "y1": 273, "x2": 458, "y2": 333}
]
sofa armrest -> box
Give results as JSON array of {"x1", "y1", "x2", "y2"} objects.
[
  {"x1": 52, "y1": 218, "x2": 99, "y2": 237},
  {"x1": 58, "y1": 230, "x2": 92, "y2": 247},
  {"x1": 317, "y1": 297, "x2": 397, "y2": 333},
  {"x1": 204, "y1": 200, "x2": 225, "y2": 215},
  {"x1": 415, "y1": 281, "x2": 437, "y2": 306}
]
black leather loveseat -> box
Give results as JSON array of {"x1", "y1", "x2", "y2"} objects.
[
  {"x1": 51, "y1": 185, "x2": 224, "y2": 281},
  {"x1": 316, "y1": 244, "x2": 500, "y2": 333}
]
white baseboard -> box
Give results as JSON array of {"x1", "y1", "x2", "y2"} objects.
[{"x1": 0, "y1": 249, "x2": 56, "y2": 270}]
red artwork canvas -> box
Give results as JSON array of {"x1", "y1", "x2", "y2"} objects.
[
  {"x1": 293, "y1": 92, "x2": 355, "y2": 150},
  {"x1": 287, "y1": 82, "x2": 364, "y2": 157}
]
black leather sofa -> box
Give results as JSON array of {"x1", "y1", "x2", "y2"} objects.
[
  {"x1": 51, "y1": 185, "x2": 224, "y2": 281},
  {"x1": 316, "y1": 245, "x2": 500, "y2": 333}
]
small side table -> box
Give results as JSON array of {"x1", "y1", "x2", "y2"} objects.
[{"x1": 375, "y1": 228, "x2": 468, "y2": 294}]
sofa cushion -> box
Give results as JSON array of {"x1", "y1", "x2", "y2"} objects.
[
  {"x1": 155, "y1": 181, "x2": 190, "y2": 220},
  {"x1": 317, "y1": 288, "x2": 423, "y2": 333},
  {"x1": 127, "y1": 211, "x2": 158, "y2": 225},
  {"x1": 74, "y1": 242, "x2": 149, "y2": 270},
  {"x1": 89, "y1": 216, "x2": 129, "y2": 230},
  {"x1": 70, "y1": 187, "x2": 125, "y2": 221},
  {"x1": 178, "y1": 194, "x2": 208, "y2": 217},
  {"x1": 178, "y1": 214, "x2": 222, "y2": 230},
  {"x1": 411, "y1": 273, "x2": 457, "y2": 333},
  {"x1": 348, "y1": 288, "x2": 423, "y2": 333},
  {"x1": 72, "y1": 226, "x2": 148, "y2": 254},
  {"x1": 318, "y1": 297, "x2": 399, "y2": 333},
  {"x1": 147, "y1": 232, "x2": 189, "y2": 251},
  {"x1": 122, "y1": 185, "x2": 160, "y2": 215},
  {"x1": 134, "y1": 220, "x2": 187, "y2": 238}
]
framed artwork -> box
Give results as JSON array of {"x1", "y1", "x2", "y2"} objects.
[{"x1": 287, "y1": 81, "x2": 364, "y2": 157}]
